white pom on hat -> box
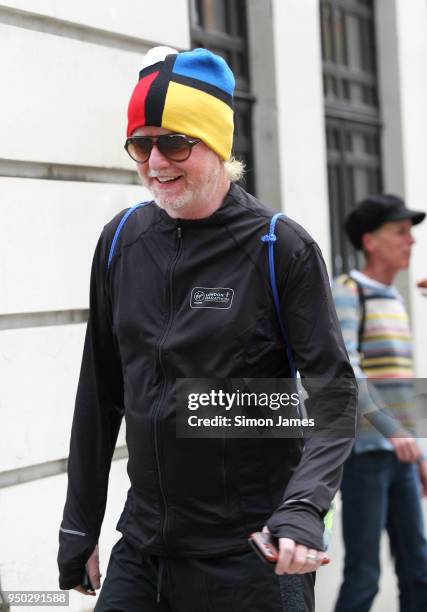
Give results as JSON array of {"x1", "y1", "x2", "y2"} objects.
[{"x1": 140, "y1": 46, "x2": 179, "y2": 70}]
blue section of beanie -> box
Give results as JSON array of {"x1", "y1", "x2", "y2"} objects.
[{"x1": 172, "y1": 48, "x2": 235, "y2": 95}]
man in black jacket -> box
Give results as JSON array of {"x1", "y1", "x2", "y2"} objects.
[{"x1": 58, "y1": 46, "x2": 356, "y2": 611}]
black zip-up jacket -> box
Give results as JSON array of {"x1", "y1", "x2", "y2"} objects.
[{"x1": 58, "y1": 183, "x2": 356, "y2": 589}]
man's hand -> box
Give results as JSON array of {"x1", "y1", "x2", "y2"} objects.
[
  {"x1": 418, "y1": 460, "x2": 427, "y2": 497},
  {"x1": 389, "y1": 436, "x2": 421, "y2": 463},
  {"x1": 262, "y1": 528, "x2": 328, "y2": 575},
  {"x1": 74, "y1": 545, "x2": 101, "y2": 596},
  {"x1": 274, "y1": 537, "x2": 328, "y2": 575}
]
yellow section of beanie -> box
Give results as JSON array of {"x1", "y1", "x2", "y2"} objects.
[{"x1": 162, "y1": 81, "x2": 234, "y2": 161}]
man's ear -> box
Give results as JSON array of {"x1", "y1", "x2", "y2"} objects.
[{"x1": 361, "y1": 232, "x2": 375, "y2": 255}]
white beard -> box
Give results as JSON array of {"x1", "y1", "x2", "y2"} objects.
[
  {"x1": 152, "y1": 189, "x2": 194, "y2": 211},
  {"x1": 145, "y1": 165, "x2": 221, "y2": 215}
]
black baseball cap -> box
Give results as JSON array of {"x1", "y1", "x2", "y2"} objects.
[{"x1": 344, "y1": 193, "x2": 425, "y2": 250}]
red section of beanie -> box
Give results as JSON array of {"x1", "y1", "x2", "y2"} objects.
[{"x1": 127, "y1": 71, "x2": 159, "y2": 136}]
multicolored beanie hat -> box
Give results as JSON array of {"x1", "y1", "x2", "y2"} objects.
[{"x1": 127, "y1": 46, "x2": 235, "y2": 161}]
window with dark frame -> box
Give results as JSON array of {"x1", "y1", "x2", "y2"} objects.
[
  {"x1": 321, "y1": 0, "x2": 383, "y2": 275},
  {"x1": 189, "y1": 0, "x2": 256, "y2": 195}
]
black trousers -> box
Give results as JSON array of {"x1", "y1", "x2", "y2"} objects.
[{"x1": 94, "y1": 537, "x2": 315, "y2": 612}]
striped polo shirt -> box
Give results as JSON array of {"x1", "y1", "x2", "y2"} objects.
[{"x1": 332, "y1": 270, "x2": 415, "y2": 453}]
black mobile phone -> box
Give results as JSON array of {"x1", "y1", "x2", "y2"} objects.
[
  {"x1": 81, "y1": 568, "x2": 94, "y2": 592},
  {"x1": 248, "y1": 531, "x2": 279, "y2": 564}
]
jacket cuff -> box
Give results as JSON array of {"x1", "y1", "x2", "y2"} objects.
[
  {"x1": 266, "y1": 503, "x2": 325, "y2": 551},
  {"x1": 59, "y1": 570, "x2": 84, "y2": 591},
  {"x1": 57, "y1": 528, "x2": 96, "y2": 590}
]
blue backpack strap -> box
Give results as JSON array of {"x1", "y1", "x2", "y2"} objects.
[
  {"x1": 261, "y1": 213, "x2": 297, "y2": 379},
  {"x1": 262, "y1": 214, "x2": 337, "y2": 549},
  {"x1": 107, "y1": 202, "x2": 149, "y2": 270}
]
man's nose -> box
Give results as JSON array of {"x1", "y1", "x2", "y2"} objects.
[{"x1": 148, "y1": 144, "x2": 170, "y2": 170}]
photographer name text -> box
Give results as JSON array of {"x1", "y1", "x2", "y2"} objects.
[{"x1": 187, "y1": 415, "x2": 315, "y2": 428}]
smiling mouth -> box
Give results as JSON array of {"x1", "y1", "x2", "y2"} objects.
[{"x1": 155, "y1": 176, "x2": 182, "y2": 184}]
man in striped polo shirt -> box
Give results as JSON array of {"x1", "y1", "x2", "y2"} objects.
[{"x1": 333, "y1": 194, "x2": 427, "y2": 611}]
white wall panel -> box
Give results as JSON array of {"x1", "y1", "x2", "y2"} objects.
[
  {"x1": 0, "y1": 0, "x2": 190, "y2": 49},
  {"x1": 395, "y1": 0, "x2": 427, "y2": 377},
  {"x1": 0, "y1": 459, "x2": 130, "y2": 610},
  {"x1": 272, "y1": 0, "x2": 331, "y2": 269},
  {"x1": 0, "y1": 323, "x2": 126, "y2": 472},
  {"x1": 0, "y1": 24, "x2": 147, "y2": 169},
  {"x1": 0, "y1": 324, "x2": 84, "y2": 471},
  {"x1": 376, "y1": 0, "x2": 427, "y2": 376},
  {"x1": 0, "y1": 178, "x2": 149, "y2": 314}
]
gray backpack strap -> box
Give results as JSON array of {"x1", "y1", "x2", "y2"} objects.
[{"x1": 344, "y1": 274, "x2": 366, "y2": 354}]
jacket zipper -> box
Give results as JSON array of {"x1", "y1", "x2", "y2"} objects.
[{"x1": 153, "y1": 225, "x2": 183, "y2": 550}]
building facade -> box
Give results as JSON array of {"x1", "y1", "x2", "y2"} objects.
[{"x1": 1, "y1": 1, "x2": 427, "y2": 609}]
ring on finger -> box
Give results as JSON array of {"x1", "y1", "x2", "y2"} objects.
[{"x1": 305, "y1": 553, "x2": 318, "y2": 561}]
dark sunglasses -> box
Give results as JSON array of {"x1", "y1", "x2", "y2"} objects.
[{"x1": 124, "y1": 134, "x2": 201, "y2": 163}]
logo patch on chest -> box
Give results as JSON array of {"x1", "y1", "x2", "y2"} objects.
[{"x1": 190, "y1": 287, "x2": 234, "y2": 309}]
